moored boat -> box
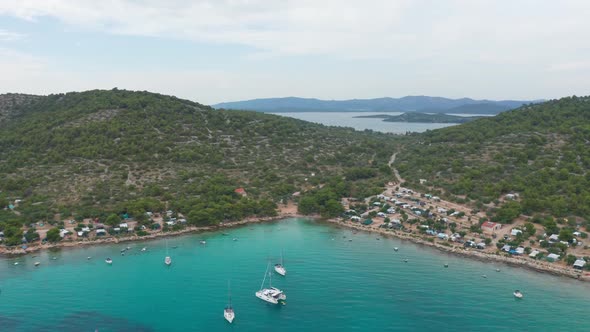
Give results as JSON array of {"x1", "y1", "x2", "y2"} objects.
[
  {"x1": 105, "y1": 258, "x2": 113, "y2": 265},
  {"x1": 256, "y1": 263, "x2": 286, "y2": 305},
  {"x1": 513, "y1": 290, "x2": 523, "y2": 299},
  {"x1": 224, "y1": 281, "x2": 235, "y2": 323},
  {"x1": 274, "y1": 251, "x2": 287, "y2": 276}
]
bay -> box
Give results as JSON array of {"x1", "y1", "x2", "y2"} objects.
[
  {"x1": 1, "y1": 218, "x2": 589, "y2": 331},
  {"x1": 269, "y1": 112, "x2": 458, "y2": 133}
]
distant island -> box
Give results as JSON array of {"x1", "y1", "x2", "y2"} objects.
[
  {"x1": 214, "y1": 96, "x2": 541, "y2": 115},
  {"x1": 354, "y1": 113, "x2": 485, "y2": 123}
]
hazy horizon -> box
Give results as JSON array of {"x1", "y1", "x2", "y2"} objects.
[{"x1": 1, "y1": 1, "x2": 589, "y2": 104}]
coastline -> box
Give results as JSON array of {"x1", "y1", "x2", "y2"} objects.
[
  {"x1": 3, "y1": 210, "x2": 588, "y2": 283},
  {"x1": 321, "y1": 218, "x2": 590, "y2": 282},
  {"x1": 0, "y1": 211, "x2": 304, "y2": 257}
]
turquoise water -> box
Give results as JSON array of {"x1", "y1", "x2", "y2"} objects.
[{"x1": 1, "y1": 218, "x2": 590, "y2": 331}]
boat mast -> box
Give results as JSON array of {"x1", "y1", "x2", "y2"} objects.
[
  {"x1": 260, "y1": 262, "x2": 269, "y2": 290},
  {"x1": 228, "y1": 280, "x2": 232, "y2": 308}
]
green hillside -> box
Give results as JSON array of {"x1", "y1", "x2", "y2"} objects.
[
  {"x1": 0, "y1": 89, "x2": 396, "y2": 244},
  {"x1": 396, "y1": 96, "x2": 590, "y2": 222}
]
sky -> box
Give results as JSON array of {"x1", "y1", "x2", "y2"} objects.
[{"x1": 0, "y1": 0, "x2": 589, "y2": 105}]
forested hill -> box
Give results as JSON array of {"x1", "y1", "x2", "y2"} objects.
[
  {"x1": 0, "y1": 89, "x2": 396, "y2": 231},
  {"x1": 396, "y1": 95, "x2": 590, "y2": 222}
]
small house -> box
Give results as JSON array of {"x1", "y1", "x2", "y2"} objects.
[
  {"x1": 529, "y1": 250, "x2": 540, "y2": 258},
  {"x1": 511, "y1": 229, "x2": 522, "y2": 236},
  {"x1": 96, "y1": 229, "x2": 106, "y2": 236},
  {"x1": 502, "y1": 244, "x2": 512, "y2": 252},
  {"x1": 548, "y1": 234, "x2": 559, "y2": 242},
  {"x1": 113, "y1": 227, "x2": 121, "y2": 233},
  {"x1": 437, "y1": 233, "x2": 449, "y2": 240},
  {"x1": 387, "y1": 208, "x2": 396, "y2": 214},
  {"x1": 377, "y1": 212, "x2": 386, "y2": 218},
  {"x1": 426, "y1": 229, "x2": 437, "y2": 236},
  {"x1": 515, "y1": 247, "x2": 525, "y2": 255},
  {"x1": 482, "y1": 221, "x2": 500, "y2": 233},
  {"x1": 547, "y1": 253, "x2": 560, "y2": 262},
  {"x1": 505, "y1": 193, "x2": 517, "y2": 200},
  {"x1": 437, "y1": 208, "x2": 447, "y2": 214},
  {"x1": 119, "y1": 223, "x2": 128, "y2": 229},
  {"x1": 350, "y1": 216, "x2": 361, "y2": 222},
  {"x1": 59, "y1": 229, "x2": 70, "y2": 238},
  {"x1": 362, "y1": 219, "x2": 373, "y2": 225},
  {"x1": 373, "y1": 202, "x2": 382, "y2": 207},
  {"x1": 573, "y1": 259, "x2": 586, "y2": 270},
  {"x1": 476, "y1": 243, "x2": 486, "y2": 249},
  {"x1": 234, "y1": 188, "x2": 247, "y2": 196}
]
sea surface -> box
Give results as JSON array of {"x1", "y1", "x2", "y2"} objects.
[
  {"x1": 1, "y1": 218, "x2": 589, "y2": 331},
  {"x1": 269, "y1": 112, "x2": 468, "y2": 133}
]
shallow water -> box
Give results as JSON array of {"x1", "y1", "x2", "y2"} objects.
[{"x1": 1, "y1": 218, "x2": 589, "y2": 331}]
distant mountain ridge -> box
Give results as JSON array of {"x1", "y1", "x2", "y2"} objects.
[{"x1": 214, "y1": 96, "x2": 539, "y2": 114}]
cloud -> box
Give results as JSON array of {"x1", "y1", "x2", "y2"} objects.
[
  {"x1": 0, "y1": 29, "x2": 25, "y2": 41},
  {"x1": 0, "y1": 0, "x2": 585, "y2": 60},
  {"x1": 547, "y1": 61, "x2": 590, "y2": 72}
]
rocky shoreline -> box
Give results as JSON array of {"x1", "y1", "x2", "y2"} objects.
[
  {"x1": 322, "y1": 218, "x2": 590, "y2": 282},
  {"x1": 3, "y1": 213, "x2": 588, "y2": 282},
  {"x1": 0, "y1": 213, "x2": 300, "y2": 257}
]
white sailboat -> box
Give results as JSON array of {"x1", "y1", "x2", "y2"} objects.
[
  {"x1": 255, "y1": 263, "x2": 286, "y2": 305},
  {"x1": 274, "y1": 251, "x2": 287, "y2": 276},
  {"x1": 165, "y1": 240, "x2": 172, "y2": 266},
  {"x1": 224, "y1": 281, "x2": 235, "y2": 323}
]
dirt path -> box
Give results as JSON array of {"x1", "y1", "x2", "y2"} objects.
[{"x1": 389, "y1": 152, "x2": 404, "y2": 183}]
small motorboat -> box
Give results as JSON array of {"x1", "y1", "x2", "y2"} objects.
[
  {"x1": 394, "y1": 247, "x2": 399, "y2": 251},
  {"x1": 513, "y1": 290, "x2": 523, "y2": 299},
  {"x1": 165, "y1": 256, "x2": 172, "y2": 266},
  {"x1": 141, "y1": 247, "x2": 147, "y2": 252},
  {"x1": 14, "y1": 262, "x2": 19, "y2": 265},
  {"x1": 222, "y1": 233, "x2": 229, "y2": 236},
  {"x1": 482, "y1": 274, "x2": 487, "y2": 278},
  {"x1": 126, "y1": 246, "x2": 131, "y2": 250},
  {"x1": 496, "y1": 269, "x2": 501, "y2": 272},
  {"x1": 403, "y1": 259, "x2": 408, "y2": 263},
  {"x1": 444, "y1": 264, "x2": 449, "y2": 268},
  {"x1": 51, "y1": 257, "x2": 57, "y2": 260},
  {"x1": 105, "y1": 258, "x2": 113, "y2": 265},
  {"x1": 232, "y1": 238, "x2": 238, "y2": 241},
  {"x1": 87, "y1": 256, "x2": 92, "y2": 260},
  {"x1": 34, "y1": 262, "x2": 40, "y2": 266},
  {"x1": 200, "y1": 240, "x2": 207, "y2": 245}
]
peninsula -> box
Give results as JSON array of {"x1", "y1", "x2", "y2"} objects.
[{"x1": 354, "y1": 112, "x2": 484, "y2": 123}]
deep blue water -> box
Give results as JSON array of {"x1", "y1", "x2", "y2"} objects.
[{"x1": 1, "y1": 218, "x2": 589, "y2": 331}]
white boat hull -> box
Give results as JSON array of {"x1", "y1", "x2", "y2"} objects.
[
  {"x1": 274, "y1": 265, "x2": 287, "y2": 276},
  {"x1": 255, "y1": 290, "x2": 279, "y2": 304},
  {"x1": 224, "y1": 309, "x2": 235, "y2": 323},
  {"x1": 165, "y1": 256, "x2": 172, "y2": 266}
]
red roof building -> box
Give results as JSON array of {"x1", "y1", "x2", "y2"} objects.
[
  {"x1": 234, "y1": 188, "x2": 247, "y2": 196},
  {"x1": 482, "y1": 221, "x2": 499, "y2": 233}
]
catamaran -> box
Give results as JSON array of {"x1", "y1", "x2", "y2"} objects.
[
  {"x1": 165, "y1": 240, "x2": 172, "y2": 266},
  {"x1": 255, "y1": 263, "x2": 286, "y2": 305},
  {"x1": 274, "y1": 251, "x2": 287, "y2": 276},
  {"x1": 224, "y1": 281, "x2": 235, "y2": 323}
]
